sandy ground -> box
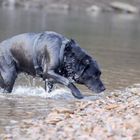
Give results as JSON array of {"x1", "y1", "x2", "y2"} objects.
[{"x1": 0, "y1": 84, "x2": 140, "y2": 140}]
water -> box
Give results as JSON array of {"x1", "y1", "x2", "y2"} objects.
[{"x1": 0, "y1": 8, "x2": 140, "y2": 131}]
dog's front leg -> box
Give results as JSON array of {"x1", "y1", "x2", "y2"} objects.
[
  {"x1": 46, "y1": 70, "x2": 83, "y2": 99},
  {"x1": 45, "y1": 79, "x2": 54, "y2": 93}
]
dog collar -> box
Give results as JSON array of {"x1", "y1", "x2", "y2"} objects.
[{"x1": 59, "y1": 39, "x2": 69, "y2": 65}]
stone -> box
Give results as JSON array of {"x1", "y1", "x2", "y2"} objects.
[
  {"x1": 53, "y1": 107, "x2": 74, "y2": 114},
  {"x1": 110, "y1": 2, "x2": 139, "y2": 14},
  {"x1": 105, "y1": 104, "x2": 119, "y2": 110},
  {"x1": 1, "y1": 85, "x2": 140, "y2": 140},
  {"x1": 86, "y1": 5, "x2": 101, "y2": 15}
]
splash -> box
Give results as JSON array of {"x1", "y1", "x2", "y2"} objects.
[
  {"x1": 12, "y1": 86, "x2": 74, "y2": 99},
  {"x1": 0, "y1": 85, "x2": 105, "y2": 100}
]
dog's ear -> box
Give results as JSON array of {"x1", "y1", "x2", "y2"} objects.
[
  {"x1": 75, "y1": 64, "x2": 86, "y2": 80},
  {"x1": 65, "y1": 39, "x2": 76, "y2": 52},
  {"x1": 65, "y1": 41, "x2": 72, "y2": 52},
  {"x1": 70, "y1": 39, "x2": 76, "y2": 44},
  {"x1": 75, "y1": 58, "x2": 90, "y2": 80}
]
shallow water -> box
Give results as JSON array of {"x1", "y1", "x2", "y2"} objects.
[{"x1": 0, "y1": 8, "x2": 140, "y2": 130}]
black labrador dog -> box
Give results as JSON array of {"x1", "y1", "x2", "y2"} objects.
[{"x1": 0, "y1": 31, "x2": 105, "y2": 99}]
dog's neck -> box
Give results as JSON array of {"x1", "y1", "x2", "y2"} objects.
[
  {"x1": 57, "y1": 52, "x2": 76, "y2": 82},
  {"x1": 56, "y1": 46, "x2": 87, "y2": 82}
]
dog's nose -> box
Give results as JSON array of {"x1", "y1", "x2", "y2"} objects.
[
  {"x1": 101, "y1": 85, "x2": 106, "y2": 92},
  {"x1": 95, "y1": 85, "x2": 106, "y2": 93}
]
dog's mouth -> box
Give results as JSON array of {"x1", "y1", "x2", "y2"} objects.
[
  {"x1": 86, "y1": 81, "x2": 106, "y2": 93},
  {"x1": 88, "y1": 86, "x2": 105, "y2": 93}
]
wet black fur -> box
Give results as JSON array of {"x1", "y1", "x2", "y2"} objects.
[
  {"x1": 0, "y1": 32, "x2": 105, "y2": 99},
  {"x1": 56, "y1": 39, "x2": 105, "y2": 93}
]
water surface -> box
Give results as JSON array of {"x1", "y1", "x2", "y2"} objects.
[{"x1": 0, "y1": 8, "x2": 140, "y2": 131}]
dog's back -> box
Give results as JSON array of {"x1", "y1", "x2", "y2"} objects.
[
  {"x1": 0, "y1": 31, "x2": 65, "y2": 92},
  {"x1": 0, "y1": 33, "x2": 39, "y2": 75},
  {"x1": 0, "y1": 31, "x2": 69, "y2": 75}
]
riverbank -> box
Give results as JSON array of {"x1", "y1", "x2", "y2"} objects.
[
  {"x1": 0, "y1": 84, "x2": 140, "y2": 140},
  {"x1": 0, "y1": 0, "x2": 140, "y2": 14}
]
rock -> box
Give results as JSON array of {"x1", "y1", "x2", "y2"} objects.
[
  {"x1": 133, "y1": 128, "x2": 140, "y2": 140},
  {"x1": 9, "y1": 120, "x2": 18, "y2": 124},
  {"x1": 53, "y1": 107, "x2": 74, "y2": 114},
  {"x1": 45, "y1": 112, "x2": 65, "y2": 125},
  {"x1": 124, "y1": 123, "x2": 133, "y2": 130},
  {"x1": 110, "y1": 2, "x2": 139, "y2": 14},
  {"x1": 1, "y1": 134, "x2": 13, "y2": 140},
  {"x1": 76, "y1": 101, "x2": 93, "y2": 110},
  {"x1": 1, "y1": 85, "x2": 140, "y2": 140},
  {"x1": 0, "y1": 128, "x2": 4, "y2": 134},
  {"x1": 86, "y1": 5, "x2": 101, "y2": 15},
  {"x1": 130, "y1": 88, "x2": 140, "y2": 95},
  {"x1": 105, "y1": 104, "x2": 119, "y2": 110}
]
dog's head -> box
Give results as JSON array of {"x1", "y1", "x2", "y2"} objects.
[
  {"x1": 75, "y1": 57, "x2": 105, "y2": 93},
  {"x1": 62, "y1": 39, "x2": 105, "y2": 93}
]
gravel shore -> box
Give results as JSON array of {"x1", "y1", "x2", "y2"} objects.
[{"x1": 0, "y1": 84, "x2": 140, "y2": 140}]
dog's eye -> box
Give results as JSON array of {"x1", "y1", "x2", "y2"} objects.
[
  {"x1": 95, "y1": 71, "x2": 101, "y2": 76},
  {"x1": 98, "y1": 71, "x2": 101, "y2": 76}
]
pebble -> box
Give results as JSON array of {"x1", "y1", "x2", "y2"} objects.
[{"x1": 0, "y1": 85, "x2": 140, "y2": 140}]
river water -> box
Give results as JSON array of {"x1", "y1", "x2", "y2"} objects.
[{"x1": 0, "y1": 8, "x2": 140, "y2": 131}]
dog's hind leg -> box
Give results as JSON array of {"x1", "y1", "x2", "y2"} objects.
[
  {"x1": 0, "y1": 73, "x2": 5, "y2": 92},
  {"x1": 0, "y1": 66, "x2": 17, "y2": 93}
]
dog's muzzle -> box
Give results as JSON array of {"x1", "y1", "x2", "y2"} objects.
[{"x1": 86, "y1": 78, "x2": 106, "y2": 93}]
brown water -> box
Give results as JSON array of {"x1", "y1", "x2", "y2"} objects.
[{"x1": 0, "y1": 8, "x2": 140, "y2": 131}]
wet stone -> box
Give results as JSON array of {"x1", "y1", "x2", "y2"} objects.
[{"x1": 0, "y1": 85, "x2": 140, "y2": 140}]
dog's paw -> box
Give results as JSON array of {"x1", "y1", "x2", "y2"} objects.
[{"x1": 68, "y1": 83, "x2": 84, "y2": 99}]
